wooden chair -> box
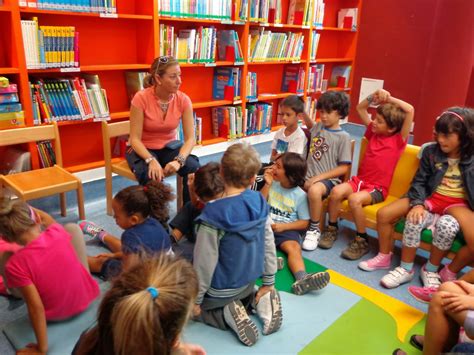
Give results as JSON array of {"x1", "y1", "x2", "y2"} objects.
[
  {"x1": 0, "y1": 122, "x2": 85, "y2": 219},
  {"x1": 101, "y1": 120, "x2": 183, "y2": 216}
]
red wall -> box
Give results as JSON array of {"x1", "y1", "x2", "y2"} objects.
[{"x1": 350, "y1": 0, "x2": 474, "y2": 145}]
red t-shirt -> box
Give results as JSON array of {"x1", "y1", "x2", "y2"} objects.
[
  {"x1": 131, "y1": 87, "x2": 192, "y2": 149},
  {"x1": 357, "y1": 122, "x2": 407, "y2": 196},
  {"x1": 5, "y1": 224, "x2": 99, "y2": 320}
]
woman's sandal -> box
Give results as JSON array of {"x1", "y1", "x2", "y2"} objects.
[{"x1": 409, "y1": 334, "x2": 424, "y2": 351}]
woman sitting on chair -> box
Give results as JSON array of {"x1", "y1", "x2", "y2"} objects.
[{"x1": 126, "y1": 55, "x2": 200, "y2": 203}]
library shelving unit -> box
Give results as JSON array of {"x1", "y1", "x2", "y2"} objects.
[{"x1": 1, "y1": 0, "x2": 362, "y2": 173}]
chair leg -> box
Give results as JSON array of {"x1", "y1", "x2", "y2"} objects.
[
  {"x1": 105, "y1": 174, "x2": 113, "y2": 216},
  {"x1": 77, "y1": 183, "x2": 86, "y2": 220},
  {"x1": 60, "y1": 193, "x2": 67, "y2": 217},
  {"x1": 176, "y1": 175, "x2": 183, "y2": 211}
]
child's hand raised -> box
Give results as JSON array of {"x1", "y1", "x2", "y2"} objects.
[{"x1": 373, "y1": 89, "x2": 391, "y2": 104}]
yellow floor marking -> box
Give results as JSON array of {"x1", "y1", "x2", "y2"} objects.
[{"x1": 328, "y1": 269, "x2": 425, "y2": 342}]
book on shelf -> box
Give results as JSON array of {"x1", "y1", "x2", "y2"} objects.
[
  {"x1": 0, "y1": 82, "x2": 23, "y2": 117},
  {"x1": 235, "y1": 0, "x2": 249, "y2": 20},
  {"x1": 312, "y1": 0, "x2": 325, "y2": 28},
  {"x1": 216, "y1": 30, "x2": 243, "y2": 62},
  {"x1": 287, "y1": 0, "x2": 310, "y2": 26},
  {"x1": 0, "y1": 111, "x2": 25, "y2": 129},
  {"x1": 246, "y1": 71, "x2": 258, "y2": 100},
  {"x1": 20, "y1": 0, "x2": 117, "y2": 13},
  {"x1": 158, "y1": 0, "x2": 232, "y2": 20},
  {"x1": 212, "y1": 67, "x2": 241, "y2": 100},
  {"x1": 212, "y1": 106, "x2": 243, "y2": 139},
  {"x1": 248, "y1": 29, "x2": 304, "y2": 62},
  {"x1": 338, "y1": 8, "x2": 358, "y2": 30},
  {"x1": 36, "y1": 140, "x2": 56, "y2": 168},
  {"x1": 124, "y1": 71, "x2": 147, "y2": 102},
  {"x1": 305, "y1": 96, "x2": 317, "y2": 121},
  {"x1": 307, "y1": 64, "x2": 325, "y2": 92},
  {"x1": 175, "y1": 113, "x2": 202, "y2": 145},
  {"x1": 329, "y1": 65, "x2": 351, "y2": 88},
  {"x1": 245, "y1": 102, "x2": 272, "y2": 135},
  {"x1": 82, "y1": 74, "x2": 110, "y2": 120},
  {"x1": 281, "y1": 65, "x2": 305, "y2": 94},
  {"x1": 249, "y1": 0, "x2": 281, "y2": 23},
  {"x1": 21, "y1": 18, "x2": 79, "y2": 70},
  {"x1": 309, "y1": 31, "x2": 320, "y2": 61}
]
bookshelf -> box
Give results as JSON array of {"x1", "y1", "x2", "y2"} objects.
[{"x1": 1, "y1": 0, "x2": 362, "y2": 173}]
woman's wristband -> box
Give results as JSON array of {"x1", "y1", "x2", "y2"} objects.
[
  {"x1": 174, "y1": 154, "x2": 186, "y2": 168},
  {"x1": 145, "y1": 156, "x2": 156, "y2": 164}
]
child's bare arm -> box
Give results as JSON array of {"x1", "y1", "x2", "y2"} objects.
[
  {"x1": 270, "y1": 149, "x2": 278, "y2": 162},
  {"x1": 307, "y1": 164, "x2": 350, "y2": 185},
  {"x1": 386, "y1": 95, "x2": 414, "y2": 140},
  {"x1": 301, "y1": 111, "x2": 314, "y2": 129},
  {"x1": 20, "y1": 284, "x2": 48, "y2": 353},
  {"x1": 356, "y1": 89, "x2": 391, "y2": 126},
  {"x1": 272, "y1": 220, "x2": 309, "y2": 233}
]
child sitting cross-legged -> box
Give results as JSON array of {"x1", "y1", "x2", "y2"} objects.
[
  {"x1": 192, "y1": 143, "x2": 282, "y2": 346},
  {"x1": 79, "y1": 180, "x2": 174, "y2": 279},
  {"x1": 322, "y1": 89, "x2": 414, "y2": 260},
  {"x1": 261, "y1": 152, "x2": 330, "y2": 295}
]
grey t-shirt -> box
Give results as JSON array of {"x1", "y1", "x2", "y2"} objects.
[{"x1": 306, "y1": 122, "x2": 352, "y2": 183}]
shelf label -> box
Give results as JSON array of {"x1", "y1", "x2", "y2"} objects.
[
  {"x1": 234, "y1": 61, "x2": 244, "y2": 66},
  {"x1": 204, "y1": 62, "x2": 217, "y2": 67},
  {"x1": 291, "y1": 61, "x2": 301, "y2": 64},
  {"x1": 233, "y1": 100, "x2": 242, "y2": 105},
  {"x1": 259, "y1": 23, "x2": 270, "y2": 27},
  {"x1": 100, "y1": 13, "x2": 119, "y2": 18},
  {"x1": 60, "y1": 67, "x2": 81, "y2": 72},
  {"x1": 27, "y1": 2, "x2": 38, "y2": 7},
  {"x1": 302, "y1": 25, "x2": 310, "y2": 29},
  {"x1": 274, "y1": 23, "x2": 283, "y2": 27},
  {"x1": 221, "y1": 20, "x2": 233, "y2": 24},
  {"x1": 19, "y1": 1, "x2": 27, "y2": 6},
  {"x1": 247, "y1": 98, "x2": 258, "y2": 103},
  {"x1": 234, "y1": 21, "x2": 245, "y2": 25}
]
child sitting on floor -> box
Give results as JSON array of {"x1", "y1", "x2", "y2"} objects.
[
  {"x1": 322, "y1": 88, "x2": 414, "y2": 260},
  {"x1": 73, "y1": 254, "x2": 205, "y2": 355},
  {"x1": 193, "y1": 143, "x2": 282, "y2": 346},
  {"x1": 261, "y1": 152, "x2": 330, "y2": 295},
  {"x1": 0, "y1": 198, "x2": 99, "y2": 354},
  {"x1": 79, "y1": 180, "x2": 174, "y2": 279},
  {"x1": 170, "y1": 162, "x2": 224, "y2": 260}
]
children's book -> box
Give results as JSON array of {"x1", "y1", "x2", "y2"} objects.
[
  {"x1": 212, "y1": 67, "x2": 241, "y2": 100},
  {"x1": 329, "y1": 65, "x2": 351, "y2": 88},
  {"x1": 338, "y1": 8, "x2": 358, "y2": 30}
]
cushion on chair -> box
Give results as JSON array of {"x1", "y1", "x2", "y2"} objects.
[
  {"x1": 3, "y1": 298, "x2": 99, "y2": 354},
  {"x1": 394, "y1": 220, "x2": 465, "y2": 253}
]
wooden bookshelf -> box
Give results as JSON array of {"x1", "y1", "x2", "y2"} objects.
[{"x1": 2, "y1": 0, "x2": 362, "y2": 172}]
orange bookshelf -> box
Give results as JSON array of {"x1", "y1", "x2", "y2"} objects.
[{"x1": 2, "y1": 0, "x2": 362, "y2": 172}]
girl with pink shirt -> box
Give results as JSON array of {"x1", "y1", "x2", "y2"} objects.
[
  {"x1": 126, "y1": 56, "x2": 200, "y2": 203},
  {"x1": 0, "y1": 198, "x2": 99, "y2": 354}
]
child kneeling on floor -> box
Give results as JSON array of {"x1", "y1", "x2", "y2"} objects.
[
  {"x1": 261, "y1": 152, "x2": 330, "y2": 295},
  {"x1": 0, "y1": 198, "x2": 99, "y2": 354},
  {"x1": 192, "y1": 143, "x2": 282, "y2": 346},
  {"x1": 79, "y1": 180, "x2": 174, "y2": 279}
]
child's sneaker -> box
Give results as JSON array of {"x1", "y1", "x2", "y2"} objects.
[
  {"x1": 302, "y1": 229, "x2": 320, "y2": 251},
  {"x1": 223, "y1": 300, "x2": 259, "y2": 346},
  {"x1": 291, "y1": 271, "x2": 330, "y2": 295},
  {"x1": 277, "y1": 257, "x2": 285, "y2": 270},
  {"x1": 408, "y1": 286, "x2": 438, "y2": 303},
  {"x1": 318, "y1": 225, "x2": 338, "y2": 249},
  {"x1": 439, "y1": 264, "x2": 457, "y2": 282},
  {"x1": 78, "y1": 220, "x2": 106, "y2": 241},
  {"x1": 380, "y1": 267, "x2": 415, "y2": 289},
  {"x1": 255, "y1": 289, "x2": 282, "y2": 335},
  {"x1": 420, "y1": 265, "x2": 442, "y2": 288},
  {"x1": 341, "y1": 236, "x2": 369, "y2": 260},
  {"x1": 358, "y1": 252, "x2": 392, "y2": 271}
]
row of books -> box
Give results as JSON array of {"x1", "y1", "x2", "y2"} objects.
[
  {"x1": 159, "y1": 25, "x2": 217, "y2": 63},
  {"x1": 36, "y1": 140, "x2": 56, "y2": 168},
  {"x1": 246, "y1": 71, "x2": 258, "y2": 100},
  {"x1": 175, "y1": 113, "x2": 203, "y2": 145},
  {"x1": 307, "y1": 64, "x2": 325, "y2": 93},
  {"x1": 309, "y1": 31, "x2": 320, "y2": 61},
  {"x1": 249, "y1": 0, "x2": 282, "y2": 23},
  {"x1": 338, "y1": 8, "x2": 358, "y2": 31},
  {"x1": 30, "y1": 75, "x2": 110, "y2": 125},
  {"x1": 21, "y1": 18, "x2": 79, "y2": 69},
  {"x1": 0, "y1": 81, "x2": 25, "y2": 129},
  {"x1": 19, "y1": 0, "x2": 117, "y2": 13},
  {"x1": 248, "y1": 29, "x2": 304, "y2": 62},
  {"x1": 212, "y1": 67, "x2": 242, "y2": 100},
  {"x1": 158, "y1": 0, "x2": 232, "y2": 20},
  {"x1": 281, "y1": 66, "x2": 305, "y2": 94}
]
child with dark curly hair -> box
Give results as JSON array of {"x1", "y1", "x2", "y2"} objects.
[{"x1": 79, "y1": 180, "x2": 174, "y2": 279}]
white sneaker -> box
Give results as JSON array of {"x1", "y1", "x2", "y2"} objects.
[
  {"x1": 302, "y1": 230, "x2": 321, "y2": 251},
  {"x1": 420, "y1": 265, "x2": 441, "y2": 288},
  {"x1": 255, "y1": 289, "x2": 283, "y2": 335},
  {"x1": 380, "y1": 266, "x2": 415, "y2": 289}
]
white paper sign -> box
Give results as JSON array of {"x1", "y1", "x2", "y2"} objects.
[{"x1": 359, "y1": 77, "x2": 384, "y2": 105}]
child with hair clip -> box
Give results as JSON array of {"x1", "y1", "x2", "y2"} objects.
[
  {"x1": 261, "y1": 152, "x2": 330, "y2": 295},
  {"x1": 0, "y1": 198, "x2": 99, "y2": 354},
  {"x1": 79, "y1": 180, "x2": 174, "y2": 279},
  {"x1": 373, "y1": 108, "x2": 474, "y2": 290},
  {"x1": 73, "y1": 254, "x2": 205, "y2": 355}
]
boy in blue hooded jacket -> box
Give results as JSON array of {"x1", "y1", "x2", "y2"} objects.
[{"x1": 192, "y1": 143, "x2": 282, "y2": 346}]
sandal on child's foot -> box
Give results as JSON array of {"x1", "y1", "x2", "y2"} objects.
[{"x1": 409, "y1": 334, "x2": 424, "y2": 351}]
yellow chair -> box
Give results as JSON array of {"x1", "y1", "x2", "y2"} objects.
[
  {"x1": 338, "y1": 138, "x2": 421, "y2": 229},
  {"x1": 0, "y1": 122, "x2": 85, "y2": 219},
  {"x1": 101, "y1": 120, "x2": 183, "y2": 216}
]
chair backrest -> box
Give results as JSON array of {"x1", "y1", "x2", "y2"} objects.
[
  {"x1": 101, "y1": 120, "x2": 130, "y2": 163},
  {"x1": 356, "y1": 137, "x2": 420, "y2": 198},
  {"x1": 0, "y1": 122, "x2": 63, "y2": 166}
]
